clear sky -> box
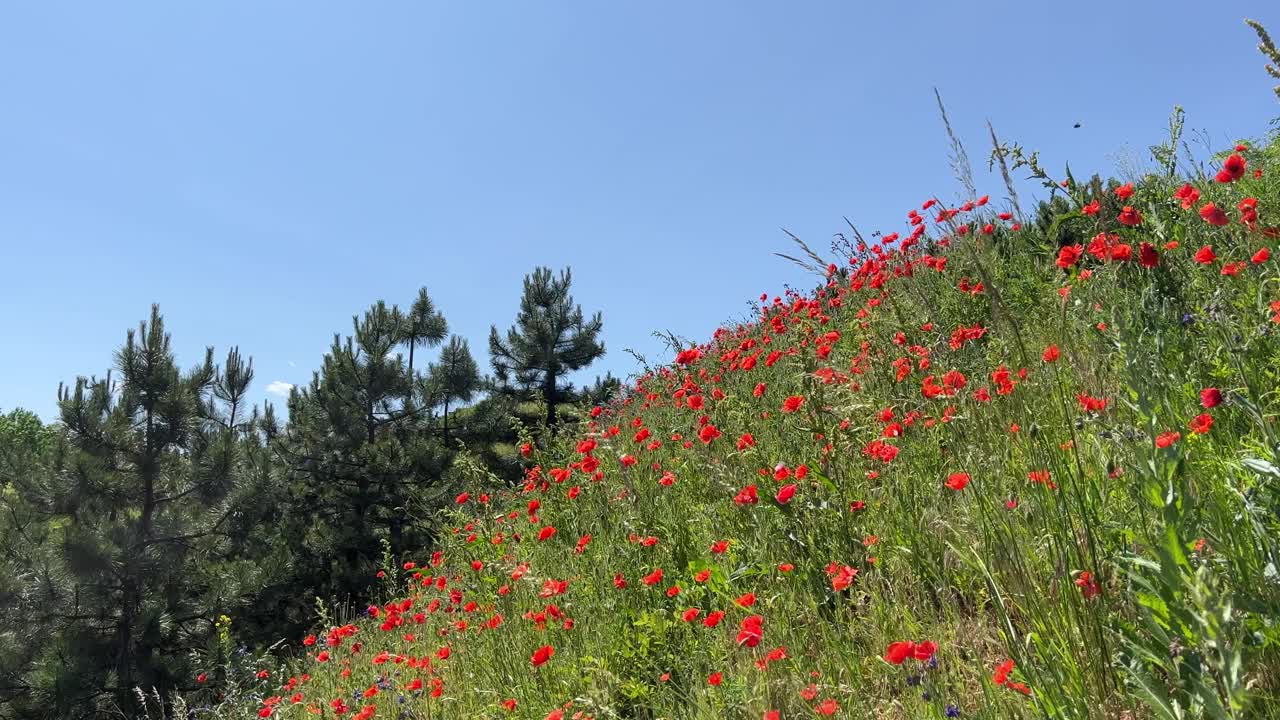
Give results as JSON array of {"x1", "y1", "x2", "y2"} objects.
[{"x1": 2, "y1": 2, "x2": 1277, "y2": 421}]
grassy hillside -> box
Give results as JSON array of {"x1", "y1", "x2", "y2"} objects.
[{"x1": 192, "y1": 125, "x2": 1280, "y2": 720}]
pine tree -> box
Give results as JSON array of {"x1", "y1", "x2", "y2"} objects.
[
  {"x1": 281, "y1": 297, "x2": 456, "y2": 600},
  {"x1": 579, "y1": 373, "x2": 622, "y2": 407},
  {"x1": 402, "y1": 287, "x2": 448, "y2": 375},
  {"x1": 0, "y1": 305, "x2": 263, "y2": 717},
  {"x1": 489, "y1": 267, "x2": 605, "y2": 430},
  {"x1": 426, "y1": 336, "x2": 480, "y2": 442}
]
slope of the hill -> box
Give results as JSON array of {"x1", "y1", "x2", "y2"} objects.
[{"x1": 195, "y1": 132, "x2": 1280, "y2": 720}]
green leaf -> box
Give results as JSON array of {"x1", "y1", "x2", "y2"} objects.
[{"x1": 1241, "y1": 457, "x2": 1280, "y2": 479}]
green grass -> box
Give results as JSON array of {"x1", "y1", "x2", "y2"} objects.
[{"x1": 189, "y1": 127, "x2": 1280, "y2": 720}]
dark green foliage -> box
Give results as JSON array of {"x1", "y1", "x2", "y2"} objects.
[
  {"x1": 579, "y1": 373, "x2": 622, "y2": 407},
  {"x1": 275, "y1": 290, "x2": 478, "y2": 605},
  {"x1": 489, "y1": 266, "x2": 605, "y2": 430},
  {"x1": 0, "y1": 306, "x2": 275, "y2": 719},
  {"x1": 403, "y1": 286, "x2": 449, "y2": 375},
  {"x1": 444, "y1": 392, "x2": 526, "y2": 484},
  {"x1": 426, "y1": 335, "x2": 481, "y2": 442},
  {"x1": 0, "y1": 271, "x2": 586, "y2": 717}
]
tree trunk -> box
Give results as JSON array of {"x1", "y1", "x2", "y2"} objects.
[
  {"x1": 119, "y1": 406, "x2": 158, "y2": 710},
  {"x1": 390, "y1": 517, "x2": 403, "y2": 558},
  {"x1": 442, "y1": 396, "x2": 450, "y2": 443},
  {"x1": 543, "y1": 373, "x2": 556, "y2": 430}
]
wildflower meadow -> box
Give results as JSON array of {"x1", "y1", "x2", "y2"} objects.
[{"x1": 193, "y1": 97, "x2": 1280, "y2": 720}]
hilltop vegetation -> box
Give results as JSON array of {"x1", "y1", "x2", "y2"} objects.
[
  {"x1": 178, "y1": 117, "x2": 1280, "y2": 720},
  {"x1": 0, "y1": 269, "x2": 611, "y2": 719}
]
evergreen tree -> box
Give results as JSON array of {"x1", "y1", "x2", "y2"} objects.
[
  {"x1": 488, "y1": 267, "x2": 605, "y2": 430},
  {"x1": 281, "y1": 295, "x2": 456, "y2": 601},
  {"x1": 579, "y1": 373, "x2": 622, "y2": 408},
  {"x1": 442, "y1": 392, "x2": 525, "y2": 485},
  {"x1": 402, "y1": 287, "x2": 448, "y2": 375},
  {"x1": 0, "y1": 306, "x2": 266, "y2": 718},
  {"x1": 426, "y1": 335, "x2": 480, "y2": 442}
]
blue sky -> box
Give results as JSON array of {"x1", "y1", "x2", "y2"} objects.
[{"x1": 2, "y1": 2, "x2": 1276, "y2": 421}]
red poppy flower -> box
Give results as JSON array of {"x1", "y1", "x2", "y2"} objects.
[
  {"x1": 1216, "y1": 153, "x2": 1246, "y2": 183},
  {"x1": 1076, "y1": 393, "x2": 1107, "y2": 413},
  {"x1": 1194, "y1": 246, "x2": 1217, "y2": 264},
  {"x1": 698, "y1": 424, "x2": 721, "y2": 444},
  {"x1": 530, "y1": 645, "x2": 555, "y2": 666},
  {"x1": 814, "y1": 699, "x2": 839, "y2": 716},
  {"x1": 884, "y1": 641, "x2": 915, "y2": 665},
  {"x1": 1075, "y1": 570, "x2": 1100, "y2": 599},
  {"x1": 913, "y1": 641, "x2": 938, "y2": 661},
  {"x1": 1117, "y1": 206, "x2": 1142, "y2": 226},
  {"x1": 775, "y1": 484, "x2": 797, "y2": 504},
  {"x1": 1199, "y1": 202, "x2": 1229, "y2": 226},
  {"x1": 1200, "y1": 387, "x2": 1222, "y2": 408},
  {"x1": 734, "y1": 484, "x2": 759, "y2": 505},
  {"x1": 1189, "y1": 413, "x2": 1213, "y2": 435},
  {"x1": 675, "y1": 348, "x2": 702, "y2": 365},
  {"x1": 830, "y1": 565, "x2": 858, "y2": 591},
  {"x1": 1042, "y1": 345, "x2": 1060, "y2": 363},
  {"x1": 736, "y1": 615, "x2": 764, "y2": 647},
  {"x1": 1174, "y1": 183, "x2": 1200, "y2": 209},
  {"x1": 1028, "y1": 470, "x2": 1056, "y2": 489},
  {"x1": 782, "y1": 395, "x2": 806, "y2": 413},
  {"x1": 945, "y1": 472, "x2": 970, "y2": 491},
  {"x1": 1138, "y1": 242, "x2": 1159, "y2": 268},
  {"x1": 1056, "y1": 244, "x2": 1083, "y2": 268}
]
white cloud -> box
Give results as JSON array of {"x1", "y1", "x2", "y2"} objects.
[{"x1": 265, "y1": 380, "x2": 295, "y2": 398}]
